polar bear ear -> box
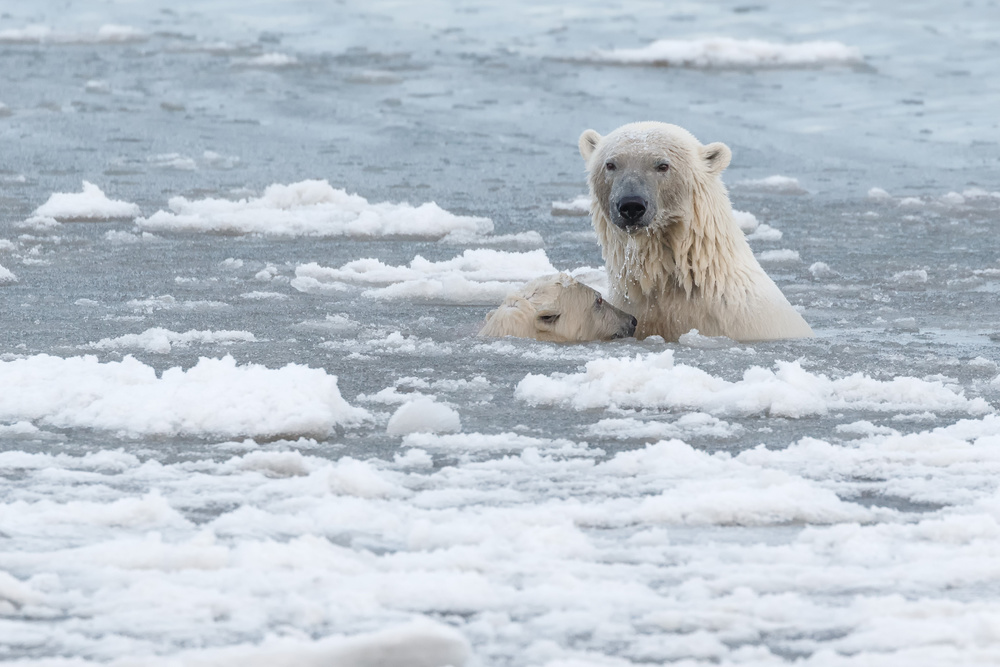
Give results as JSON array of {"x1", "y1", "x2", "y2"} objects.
[
  {"x1": 579, "y1": 130, "x2": 602, "y2": 161},
  {"x1": 701, "y1": 142, "x2": 732, "y2": 175}
]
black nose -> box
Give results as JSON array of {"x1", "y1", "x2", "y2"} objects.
[{"x1": 617, "y1": 196, "x2": 647, "y2": 222}]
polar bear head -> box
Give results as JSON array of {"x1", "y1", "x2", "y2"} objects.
[
  {"x1": 579, "y1": 121, "x2": 731, "y2": 234},
  {"x1": 479, "y1": 273, "x2": 637, "y2": 342}
]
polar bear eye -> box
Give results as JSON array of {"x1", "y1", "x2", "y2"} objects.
[
  {"x1": 595, "y1": 295, "x2": 603, "y2": 307},
  {"x1": 605, "y1": 161, "x2": 616, "y2": 172},
  {"x1": 656, "y1": 162, "x2": 670, "y2": 173},
  {"x1": 537, "y1": 313, "x2": 560, "y2": 324}
]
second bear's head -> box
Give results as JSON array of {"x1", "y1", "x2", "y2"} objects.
[{"x1": 579, "y1": 121, "x2": 731, "y2": 234}]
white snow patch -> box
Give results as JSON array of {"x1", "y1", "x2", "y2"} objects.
[
  {"x1": 588, "y1": 413, "x2": 742, "y2": 440},
  {"x1": 136, "y1": 180, "x2": 493, "y2": 240},
  {"x1": 809, "y1": 261, "x2": 838, "y2": 279},
  {"x1": 893, "y1": 269, "x2": 929, "y2": 284},
  {"x1": 386, "y1": 398, "x2": 462, "y2": 436},
  {"x1": 148, "y1": 153, "x2": 198, "y2": 171},
  {"x1": 867, "y1": 187, "x2": 893, "y2": 201},
  {"x1": 515, "y1": 349, "x2": 991, "y2": 417},
  {"x1": 0, "y1": 263, "x2": 16, "y2": 284},
  {"x1": 0, "y1": 355, "x2": 369, "y2": 437},
  {"x1": 294, "y1": 249, "x2": 557, "y2": 304},
  {"x1": 244, "y1": 52, "x2": 299, "y2": 67},
  {"x1": 588, "y1": 37, "x2": 861, "y2": 68},
  {"x1": 86, "y1": 328, "x2": 256, "y2": 354},
  {"x1": 756, "y1": 249, "x2": 800, "y2": 263},
  {"x1": 0, "y1": 24, "x2": 146, "y2": 44},
  {"x1": 551, "y1": 194, "x2": 592, "y2": 217},
  {"x1": 733, "y1": 175, "x2": 808, "y2": 194},
  {"x1": 732, "y1": 209, "x2": 759, "y2": 232},
  {"x1": 745, "y1": 223, "x2": 782, "y2": 242},
  {"x1": 33, "y1": 181, "x2": 140, "y2": 220}
]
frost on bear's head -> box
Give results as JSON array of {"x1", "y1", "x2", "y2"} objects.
[
  {"x1": 478, "y1": 273, "x2": 637, "y2": 343},
  {"x1": 579, "y1": 122, "x2": 731, "y2": 234}
]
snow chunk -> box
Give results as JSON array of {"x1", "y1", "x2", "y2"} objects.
[
  {"x1": 33, "y1": 181, "x2": 140, "y2": 221},
  {"x1": 867, "y1": 187, "x2": 893, "y2": 201},
  {"x1": 551, "y1": 194, "x2": 592, "y2": 217},
  {"x1": 294, "y1": 249, "x2": 557, "y2": 304},
  {"x1": 0, "y1": 355, "x2": 370, "y2": 437},
  {"x1": 892, "y1": 269, "x2": 929, "y2": 284},
  {"x1": 0, "y1": 263, "x2": 16, "y2": 284},
  {"x1": 244, "y1": 52, "x2": 299, "y2": 67},
  {"x1": 733, "y1": 175, "x2": 808, "y2": 194},
  {"x1": 756, "y1": 249, "x2": 800, "y2": 263},
  {"x1": 588, "y1": 37, "x2": 861, "y2": 68},
  {"x1": 387, "y1": 398, "x2": 462, "y2": 436},
  {"x1": 732, "y1": 209, "x2": 759, "y2": 232},
  {"x1": 136, "y1": 180, "x2": 493, "y2": 240},
  {"x1": 126, "y1": 618, "x2": 470, "y2": 667},
  {"x1": 809, "y1": 261, "x2": 838, "y2": 280},
  {"x1": 0, "y1": 24, "x2": 145, "y2": 44},
  {"x1": 745, "y1": 223, "x2": 782, "y2": 242},
  {"x1": 515, "y1": 350, "x2": 990, "y2": 417},
  {"x1": 86, "y1": 328, "x2": 257, "y2": 354}
]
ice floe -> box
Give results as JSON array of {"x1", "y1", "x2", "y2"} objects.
[
  {"x1": 136, "y1": 180, "x2": 493, "y2": 240},
  {"x1": 588, "y1": 37, "x2": 861, "y2": 68},
  {"x1": 0, "y1": 355, "x2": 369, "y2": 437},
  {"x1": 33, "y1": 181, "x2": 141, "y2": 221},
  {"x1": 516, "y1": 349, "x2": 992, "y2": 417},
  {"x1": 86, "y1": 328, "x2": 257, "y2": 354},
  {"x1": 293, "y1": 249, "x2": 558, "y2": 304}
]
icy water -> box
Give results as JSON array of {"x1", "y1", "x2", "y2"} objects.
[{"x1": 2, "y1": 1, "x2": 1000, "y2": 665}]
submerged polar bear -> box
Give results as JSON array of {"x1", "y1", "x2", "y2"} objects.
[
  {"x1": 479, "y1": 273, "x2": 636, "y2": 342},
  {"x1": 579, "y1": 121, "x2": 813, "y2": 342}
]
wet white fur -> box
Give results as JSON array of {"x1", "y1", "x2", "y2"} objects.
[
  {"x1": 479, "y1": 273, "x2": 634, "y2": 342},
  {"x1": 579, "y1": 121, "x2": 813, "y2": 342}
]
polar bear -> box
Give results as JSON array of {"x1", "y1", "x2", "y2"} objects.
[
  {"x1": 479, "y1": 273, "x2": 636, "y2": 342},
  {"x1": 578, "y1": 121, "x2": 813, "y2": 342}
]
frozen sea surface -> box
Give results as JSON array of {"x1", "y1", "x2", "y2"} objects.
[{"x1": 2, "y1": 1, "x2": 1000, "y2": 665}]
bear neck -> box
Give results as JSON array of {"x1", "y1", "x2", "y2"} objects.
[{"x1": 593, "y1": 175, "x2": 754, "y2": 304}]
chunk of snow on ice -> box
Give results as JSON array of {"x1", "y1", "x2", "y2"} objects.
[
  {"x1": 809, "y1": 261, "x2": 838, "y2": 280},
  {"x1": 131, "y1": 618, "x2": 470, "y2": 667},
  {"x1": 295, "y1": 249, "x2": 558, "y2": 304},
  {"x1": 588, "y1": 38, "x2": 862, "y2": 68},
  {"x1": 551, "y1": 194, "x2": 592, "y2": 216},
  {"x1": 105, "y1": 230, "x2": 158, "y2": 244},
  {"x1": 86, "y1": 328, "x2": 256, "y2": 354},
  {"x1": 733, "y1": 175, "x2": 807, "y2": 194},
  {"x1": 244, "y1": 52, "x2": 299, "y2": 67},
  {"x1": 85, "y1": 79, "x2": 110, "y2": 94},
  {"x1": 202, "y1": 150, "x2": 240, "y2": 169},
  {"x1": 515, "y1": 349, "x2": 991, "y2": 417},
  {"x1": 0, "y1": 263, "x2": 16, "y2": 284},
  {"x1": 386, "y1": 398, "x2": 462, "y2": 436},
  {"x1": 732, "y1": 209, "x2": 759, "y2": 232},
  {"x1": 148, "y1": 153, "x2": 198, "y2": 171},
  {"x1": 892, "y1": 269, "x2": 928, "y2": 284},
  {"x1": 940, "y1": 192, "x2": 965, "y2": 206},
  {"x1": 16, "y1": 215, "x2": 60, "y2": 231},
  {"x1": 898, "y1": 197, "x2": 924, "y2": 207},
  {"x1": 240, "y1": 291, "x2": 289, "y2": 300},
  {"x1": 756, "y1": 249, "x2": 800, "y2": 263},
  {"x1": 0, "y1": 24, "x2": 145, "y2": 44},
  {"x1": 867, "y1": 187, "x2": 893, "y2": 201},
  {"x1": 136, "y1": 179, "x2": 493, "y2": 239},
  {"x1": 33, "y1": 181, "x2": 140, "y2": 220},
  {"x1": 588, "y1": 413, "x2": 742, "y2": 440},
  {"x1": 745, "y1": 223, "x2": 782, "y2": 241},
  {"x1": 0, "y1": 354, "x2": 368, "y2": 436},
  {"x1": 440, "y1": 230, "x2": 544, "y2": 248},
  {"x1": 0, "y1": 354, "x2": 370, "y2": 437},
  {"x1": 678, "y1": 329, "x2": 734, "y2": 349},
  {"x1": 127, "y1": 295, "x2": 230, "y2": 313}
]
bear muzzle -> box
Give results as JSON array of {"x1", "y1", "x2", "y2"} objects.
[
  {"x1": 612, "y1": 315, "x2": 638, "y2": 339},
  {"x1": 612, "y1": 195, "x2": 652, "y2": 232}
]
